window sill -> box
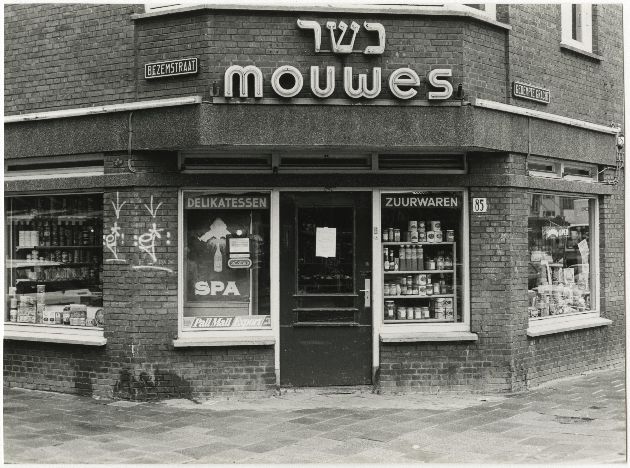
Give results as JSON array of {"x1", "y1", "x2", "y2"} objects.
[
  {"x1": 527, "y1": 315, "x2": 611, "y2": 337},
  {"x1": 380, "y1": 331, "x2": 478, "y2": 343},
  {"x1": 173, "y1": 334, "x2": 275, "y2": 347},
  {"x1": 560, "y1": 43, "x2": 603, "y2": 61},
  {"x1": 3, "y1": 323, "x2": 106, "y2": 346}
]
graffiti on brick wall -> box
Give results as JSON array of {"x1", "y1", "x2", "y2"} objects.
[
  {"x1": 103, "y1": 192, "x2": 127, "y2": 263},
  {"x1": 103, "y1": 193, "x2": 173, "y2": 272},
  {"x1": 132, "y1": 195, "x2": 173, "y2": 272}
]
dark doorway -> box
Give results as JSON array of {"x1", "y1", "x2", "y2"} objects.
[{"x1": 280, "y1": 192, "x2": 372, "y2": 386}]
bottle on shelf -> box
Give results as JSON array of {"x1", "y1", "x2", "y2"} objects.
[
  {"x1": 400, "y1": 246, "x2": 406, "y2": 271},
  {"x1": 383, "y1": 248, "x2": 390, "y2": 271}
]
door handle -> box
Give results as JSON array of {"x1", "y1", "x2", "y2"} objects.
[{"x1": 359, "y1": 279, "x2": 370, "y2": 308}]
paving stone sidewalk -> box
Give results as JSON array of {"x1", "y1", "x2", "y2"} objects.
[{"x1": 3, "y1": 367, "x2": 626, "y2": 464}]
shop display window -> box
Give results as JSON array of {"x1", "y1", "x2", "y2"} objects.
[
  {"x1": 528, "y1": 194, "x2": 596, "y2": 320},
  {"x1": 182, "y1": 191, "x2": 271, "y2": 331},
  {"x1": 5, "y1": 194, "x2": 103, "y2": 327},
  {"x1": 380, "y1": 191, "x2": 464, "y2": 323}
]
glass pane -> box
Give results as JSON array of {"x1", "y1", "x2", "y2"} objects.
[
  {"x1": 5, "y1": 194, "x2": 103, "y2": 326},
  {"x1": 528, "y1": 194, "x2": 592, "y2": 319},
  {"x1": 183, "y1": 192, "x2": 270, "y2": 330},
  {"x1": 380, "y1": 191, "x2": 463, "y2": 323},
  {"x1": 297, "y1": 207, "x2": 354, "y2": 294}
]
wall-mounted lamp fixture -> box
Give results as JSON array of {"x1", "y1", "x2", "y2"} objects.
[{"x1": 456, "y1": 83, "x2": 464, "y2": 100}]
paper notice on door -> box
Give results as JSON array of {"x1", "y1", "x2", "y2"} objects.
[
  {"x1": 578, "y1": 239, "x2": 589, "y2": 263},
  {"x1": 315, "y1": 227, "x2": 337, "y2": 258}
]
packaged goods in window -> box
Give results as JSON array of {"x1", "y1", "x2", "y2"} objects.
[
  {"x1": 17, "y1": 296, "x2": 37, "y2": 323},
  {"x1": 69, "y1": 304, "x2": 87, "y2": 326},
  {"x1": 528, "y1": 194, "x2": 593, "y2": 319},
  {"x1": 6, "y1": 194, "x2": 104, "y2": 325},
  {"x1": 381, "y1": 191, "x2": 463, "y2": 324}
]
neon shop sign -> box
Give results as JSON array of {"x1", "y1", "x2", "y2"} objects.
[{"x1": 223, "y1": 19, "x2": 454, "y2": 101}]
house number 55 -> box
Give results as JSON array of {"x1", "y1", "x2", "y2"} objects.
[{"x1": 472, "y1": 198, "x2": 488, "y2": 213}]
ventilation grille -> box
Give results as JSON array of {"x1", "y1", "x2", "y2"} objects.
[
  {"x1": 378, "y1": 153, "x2": 465, "y2": 171},
  {"x1": 181, "y1": 153, "x2": 272, "y2": 172},
  {"x1": 279, "y1": 154, "x2": 372, "y2": 171},
  {"x1": 5, "y1": 154, "x2": 104, "y2": 180}
]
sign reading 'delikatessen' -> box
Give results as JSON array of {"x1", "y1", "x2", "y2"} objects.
[
  {"x1": 512, "y1": 81, "x2": 550, "y2": 104},
  {"x1": 185, "y1": 195, "x2": 269, "y2": 209},
  {"x1": 145, "y1": 57, "x2": 198, "y2": 79}
]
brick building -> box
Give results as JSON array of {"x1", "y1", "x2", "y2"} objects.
[{"x1": 3, "y1": 3, "x2": 625, "y2": 399}]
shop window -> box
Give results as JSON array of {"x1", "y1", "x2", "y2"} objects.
[
  {"x1": 182, "y1": 191, "x2": 271, "y2": 331},
  {"x1": 561, "y1": 3, "x2": 593, "y2": 53},
  {"x1": 5, "y1": 194, "x2": 103, "y2": 327},
  {"x1": 380, "y1": 191, "x2": 464, "y2": 324},
  {"x1": 528, "y1": 194, "x2": 597, "y2": 320}
]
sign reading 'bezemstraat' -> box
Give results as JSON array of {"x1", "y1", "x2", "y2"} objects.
[
  {"x1": 186, "y1": 195, "x2": 269, "y2": 209},
  {"x1": 145, "y1": 57, "x2": 198, "y2": 79}
]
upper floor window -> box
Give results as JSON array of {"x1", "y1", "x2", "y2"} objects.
[{"x1": 561, "y1": 3, "x2": 593, "y2": 52}]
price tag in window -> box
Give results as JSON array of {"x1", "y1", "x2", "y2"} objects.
[{"x1": 472, "y1": 198, "x2": 488, "y2": 213}]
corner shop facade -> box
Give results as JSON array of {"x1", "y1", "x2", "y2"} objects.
[{"x1": 3, "y1": 4, "x2": 625, "y2": 398}]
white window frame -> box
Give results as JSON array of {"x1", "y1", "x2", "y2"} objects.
[
  {"x1": 449, "y1": 3, "x2": 497, "y2": 20},
  {"x1": 528, "y1": 157, "x2": 597, "y2": 183},
  {"x1": 176, "y1": 188, "x2": 278, "y2": 345},
  {"x1": 527, "y1": 193, "x2": 600, "y2": 325},
  {"x1": 373, "y1": 188, "x2": 471, "y2": 337},
  {"x1": 561, "y1": 3, "x2": 593, "y2": 53},
  {"x1": 5, "y1": 192, "x2": 106, "y2": 344}
]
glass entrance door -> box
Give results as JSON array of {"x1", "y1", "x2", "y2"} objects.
[{"x1": 279, "y1": 192, "x2": 372, "y2": 386}]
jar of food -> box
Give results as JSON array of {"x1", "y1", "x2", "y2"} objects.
[
  {"x1": 433, "y1": 283, "x2": 441, "y2": 295},
  {"x1": 436, "y1": 256, "x2": 444, "y2": 270},
  {"x1": 397, "y1": 307, "x2": 407, "y2": 320},
  {"x1": 435, "y1": 231, "x2": 443, "y2": 243},
  {"x1": 394, "y1": 229, "x2": 401, "y2": 242},
  {"x1": 446, "y1": 230, "x2": 455, "y2": 242},
  {"x1": 426, "y1": 231, "x2": 436, "y2": 243},
  {"x1": 414, "y1": 307, "x2": 423, "y2": 320}
]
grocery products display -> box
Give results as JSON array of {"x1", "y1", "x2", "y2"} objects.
[
  {"x1": 527, "y1": 194, "x2": 593, "y2": 320},
  {"x1": 6, "y1": 195, "x2": 103, "y2": 327},
  {"x1": 381, "y1": 191, "x2": 463, "y2": 324}
]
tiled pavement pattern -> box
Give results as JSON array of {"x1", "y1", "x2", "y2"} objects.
[{"x1": 3, "y1": 367, "x2": 626, "y2": 464}]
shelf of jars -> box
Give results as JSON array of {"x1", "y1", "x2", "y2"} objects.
[{"x1": 381, "y1": 221, "x2": 457, "y2": 323}]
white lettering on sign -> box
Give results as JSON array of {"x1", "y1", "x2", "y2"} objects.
[
  {"x1": 186, "y1": 196, "x2": 268, "y2": 209},
  {"x1": 384, "y1": 196, "x2": 459, "y2": 208},
  {"x1": 144, "y1": 58, "x2": 198, "y2": 79},
  {"x1": 389, "y1": 68, "x2": 421, "y2": 99},
  {"x1": 512, "y1": 81, "x2": 550, "y2": 104},
  {"x1": 189, "y1": 315, "x2": 271, "y2": 329},
  {"x1": 194, "y1": 281, "x2": 241, "y2": 296},
  {"x1": 271, "y1": 65, "x2": 304, "y2": 98},
  {"x1": 472, "y1": 198, "x2": 488, "y2": 213},
  {"x1": 297, "y1": 19, "x2": 386, "y2": 55},
  {"x1": 223, "y1": 65, "x2": 453, "y2": 101},
  {"x1": 224, "y1": 65, "x2": 264, "y2": 98},
  {"x1": 428, "y1": 69, "x2": 454, "y2": 100}
]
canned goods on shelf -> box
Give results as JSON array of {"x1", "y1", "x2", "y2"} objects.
[{"x1": 446, "y1": 230, "x2": 455, "y2": 242}]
